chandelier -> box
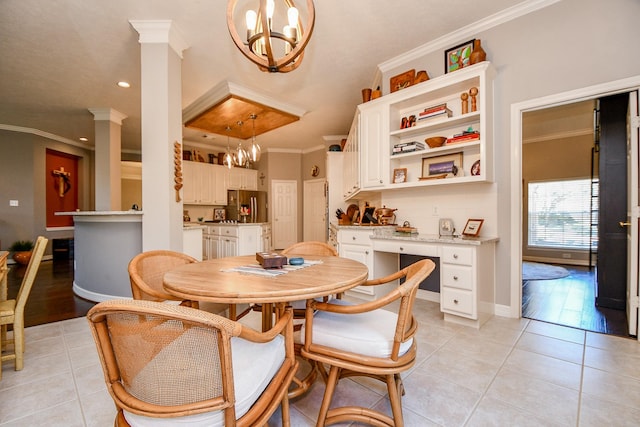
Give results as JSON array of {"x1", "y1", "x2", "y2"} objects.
[{"x1": 227, "y1": 0, "x2": 315, "y2": 73}]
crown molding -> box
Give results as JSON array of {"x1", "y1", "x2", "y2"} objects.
[
  {"x1": 129, "y1": 20, "x2": 189, "y2": 58},
  {"x1": 378, "y1": 0, "x2": 561, "y2": 73},
  {"x1": 0, "y1": 124, "x2": 94, "y2": 150}
]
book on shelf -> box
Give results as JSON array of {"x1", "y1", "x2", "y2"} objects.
[
  {"x1": 392, "y1": 141, "x2": 424, "y2": 154},
  {"x1": 418, "y1": 103, "x2": 448, "y2": 116},
  {"x1": 447, "y1": 131, "x2": 480, "y2": 144},
  {"x1": 417, "y1": 108, "x2": 452, "y2": 121}
]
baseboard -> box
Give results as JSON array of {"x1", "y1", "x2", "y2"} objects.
[
  {"x1": 416, "y1": 289, "x2": 440, "y2": 303},
  {"x1": 494, "y1": 303, "x2": 516, "y2": 318}
]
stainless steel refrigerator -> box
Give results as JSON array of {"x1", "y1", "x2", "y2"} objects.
[{"x1": 226, "y1": 190, "x2": 268, "y2": 223}]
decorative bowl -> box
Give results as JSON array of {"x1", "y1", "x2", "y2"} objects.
[{"x1": 425, "y1": 136, "x2": 447, "y2": 148}]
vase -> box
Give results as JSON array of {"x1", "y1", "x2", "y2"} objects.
[
  {"x1": 13, "y1": 251, "x2": 32, "y2": 265},
  {"x1": 469, "y1": 39, "x2": 486, "y2": 65}
]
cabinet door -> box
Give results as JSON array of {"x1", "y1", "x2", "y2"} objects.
[
  {"x1": 210, "y1": 236, "x2": 222, "y2": 259},
  {"x1": 221, "y1": 237, "x2": 238, "y2": 257},
  {"x1": 199, "y1": 163, "x2": 214, "y2": 204},
  {"x1": 359, "y1": 105, "x2": 388, "y2": 189},
  {"x1": 212, "y1": 166, "x2": 228, "y2": 205},
  {"x1": 183, "y1": 162, "x2": 198, "y2": 204},
  {"x1": 340, "y1": 243, "x2": 374, "y2": 296},
  {"x1": 244, "y1": 169, "x2": 258, "y2": 190}
]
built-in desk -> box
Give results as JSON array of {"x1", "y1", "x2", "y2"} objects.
[{"x1": 370, "y1": 230, "x2": 498, "y2": 328}]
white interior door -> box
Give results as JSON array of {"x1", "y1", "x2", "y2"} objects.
[
  {"x1": 303, "y1": 179, "x2": 327, "y2": 242},
  {"x1": 627, "y1": 90, "x2": 640, "y2": 337},
  {"x1": 272, "y1": 180, "x2": 297, "y2": 250}
]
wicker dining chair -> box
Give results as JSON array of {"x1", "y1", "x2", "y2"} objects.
[
  {"x1": 301, "y1": 258, "x2": 436, "y2": 426},
  {"x1": 0, "y1": 236, "x2": 48, "y2": 380},
  {"x1": 87, "y1": 299, "x2": 298, "y2": 427}
]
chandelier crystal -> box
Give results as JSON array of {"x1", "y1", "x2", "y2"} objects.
[{"x1": 227, "y1": 0, "x2": 315, "y2": 73}]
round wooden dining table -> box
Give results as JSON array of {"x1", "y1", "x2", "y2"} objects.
[{"x1": 163, "y1": 254, "x2": 369, "y2": 331}]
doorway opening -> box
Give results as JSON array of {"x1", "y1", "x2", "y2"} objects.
[{"x1": 511, "y1": 78, "x2": 640, "y2": 340}]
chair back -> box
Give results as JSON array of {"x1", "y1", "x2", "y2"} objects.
[
  {"x1": 14, "y1": 236, "x2": 48, "y2": 315},
  {"x1": 128, "y1": 250, "x2": 197, "y2": 302},
  {"x1": 393, "y1": 259, "x2": 435, "y2": 354},
  {"x1": 88, "y1": 299, "x2": 238, "y2": 422},
  {"x1": 281, "y1": 241, "x2": 338, "y2": 257}
]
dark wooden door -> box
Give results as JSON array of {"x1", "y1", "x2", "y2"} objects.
[{"x1": 597, "y1": 93, "x2": 629, "y2": 309}]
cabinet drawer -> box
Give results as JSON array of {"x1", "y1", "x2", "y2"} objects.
[
  {"x1": 205, "y1": 226, "x2": 221, "y2": 236},
  {"x1": 219, "y1": 226, "x2": 239, "y2": 237},
  {"x1": 373, "y1": 239, "x2": 438, "y2": 256},
  {"x1": 338, "y1": 230, "x2": 372, "y2": 246},
  {"x1": 441, "y1": 264, "x2": 473, "y2": 290},
  {"x1": 441, "y1": 287, "x2": 475, "y2": 318},
  {"x1": 441, "y1": 246, "x2": 473, "y2": 265}
]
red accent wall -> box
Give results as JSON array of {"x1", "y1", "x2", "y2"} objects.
[{"x1": 46, "y1": 149, "x2": 79, "y2": 227}]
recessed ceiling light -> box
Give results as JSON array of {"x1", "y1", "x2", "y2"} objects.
[
  {"x1": 117, "y1": 81, "x2": 130, "y2": 88},
  {"x1": 79, "y1": 137, "x2": 89, "y2": 142}
]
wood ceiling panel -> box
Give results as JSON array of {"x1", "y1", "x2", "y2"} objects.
[{"x1": 184, "y1": 94, "x2": 299, "y2": 139}]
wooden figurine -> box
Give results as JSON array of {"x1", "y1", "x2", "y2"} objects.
[
  {"x1": 461, "y1": 92, "x2": 469, "y2": 114},
  {"x1": 469, "y1": 87, "x2": 478, "y2": 112}
]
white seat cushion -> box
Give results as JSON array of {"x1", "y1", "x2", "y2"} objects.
[
  {"x1": 300, "y1": 300, "x2": 412, "y2": 358},
  {"x1": 123, "y1": 333, "x2": 285, "y2": 427}
]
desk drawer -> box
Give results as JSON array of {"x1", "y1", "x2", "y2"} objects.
[
  {"x1": 441, "y1": 264, "x2": 473, "y2": 290},
  {"x1": 441, "y1": 246, "x2": 473, "y2": 265},
  {"x1": 373, "y1": 240, "x2": 438, "y2": 257},
  {"x1": 441, "y1": 287, "x2": 475, "y2": 318},
  {"x1": 339, "y1": 230, "x2": 372, "y2": 246}
]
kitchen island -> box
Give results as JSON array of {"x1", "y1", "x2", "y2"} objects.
[{"x1": 56, "y1": 211, "x2": 143, "y2": 302}]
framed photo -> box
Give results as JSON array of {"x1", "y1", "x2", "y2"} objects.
[
  {"x1": 393, "y1": 168, "x2": 407, "y2": 184},
  {"x1": 445, "y1": 39, "x2": 475, "y2": 74},
  {"x1": 390, "y1": 69, "x2": 415, "y2": 93},
  {"x1": 471, "y1": 159, "x2": 481, "y2": 176},
  {"x1": 421, "y1": 152, "x2": 463, "y2": 178},
  {"x1": 214, "y1": 208, "x2": 226, "y2": 221},
  {"x1": 462, "y1": 218, "x2": 484, "y2": 237}
]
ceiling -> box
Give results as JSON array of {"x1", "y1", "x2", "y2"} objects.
[{"x1": 0, "y1": 0, "x2": 526, "y2": 154}]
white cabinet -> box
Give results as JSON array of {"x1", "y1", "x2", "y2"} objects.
[
  {"x1": 337, "y1": 228, "x2": 375, "y2": 296},
  {"x1": 358, "y1": 102, "x2": 387, "y2": 189},
  {"x1": 183, "y1": 161, "x2": 228, "y2": 205},
  {"x1": 386, "y1": 62, "x2": 494, "y2": 188},
  {"x1": 342, "y1": 61, "x2": 494, "y2": 192},
  {"x1": 183, "y1": 226, "x2": 203, "y2": 261},
  {"x1": 439, "y1": 242, "x2": 495, "y2": 327},
  {"x1": 261, "y1": 224, "x2": 272, "y2": 252},
  {"x1": 207, "y1": 225, "x2": 262, "y2": 258},
  {"x1": 342, "y1": 114, "x2": 360, "y2": 200},
  {"x1": 228, "y1": 168, "x2": 258, "y2": 190}
]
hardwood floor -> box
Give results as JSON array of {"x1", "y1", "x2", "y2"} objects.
[
  {"x1": 6, "y1": 258, "x2": 95, "y2": 328},
  {"x1": 522, "y1": 264, "x2": 630, "y2": 337}
]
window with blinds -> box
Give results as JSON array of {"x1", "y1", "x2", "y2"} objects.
[{"x1": 528, "y1": 178, "x2": 596, "y2": 250}]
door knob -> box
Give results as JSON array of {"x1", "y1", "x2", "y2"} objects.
[{"x1": 619, "y1": 221, "x2": 631, "y2": 227}]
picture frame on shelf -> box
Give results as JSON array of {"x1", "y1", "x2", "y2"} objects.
[
  {"x1": 421, "y1": 152, "x2": 463, "y2": 178},
  {"x1": 393, "y1": 168, "x2": 407, "y2": 184},
  {"x1": 390, "y1": 69, "x2": 416, "y2": 93},
  {"x1": 445, "y1": 39, "x2": 475, "y2": 74},
  {"x1": 214, "y1": 208, "x2": 226, "y2": 221},
  {"x1": 470, "y1": 159, "x2": 481, "y2": 176},
  {"x1": 462, "y1": 218, "x2": 484, "y2": 237}
]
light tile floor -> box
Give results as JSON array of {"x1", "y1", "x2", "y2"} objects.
[{"x1": 1, "y1": 299, "x2": 640, "y2": 426}]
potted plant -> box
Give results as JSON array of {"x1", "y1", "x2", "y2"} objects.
[{"x1": 9, "y1": 239, "x2": 34, "y2": 265}]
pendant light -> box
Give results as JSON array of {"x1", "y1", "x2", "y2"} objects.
[
  {"x1": 235, "y1": 121, "x2": 249, "y2": 167},
  {"x1": 223, "y1": 126, "x2": 235, "y2": 169},
  {"x1": 249, "y1": 114, "x2": 262, "y2": 162}
]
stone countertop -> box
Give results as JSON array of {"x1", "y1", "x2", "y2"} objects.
[
  {"x1": 56, "y1": 210, "x2": 143, "y2": 216},
  {"x1": 187, "y1": 222, "x2": 268, "y2": 227},
  {"x1": 370, "y1": 230, "x2": 499, "y2": 246}
]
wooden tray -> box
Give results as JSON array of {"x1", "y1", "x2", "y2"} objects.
[
  {"x1": 390, "y1": 69, "x2": 415, "y2": 92},
  {"x1": 395, "y1": 226, "x2": 418, "y2": 233}
]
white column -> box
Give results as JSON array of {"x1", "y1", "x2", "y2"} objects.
[
  {"x1": 130, "y1": 20, "x2": 188, "y2": 252},
  {"x1": 88, "y1": 108, "x2": 127, "y2": 211}
]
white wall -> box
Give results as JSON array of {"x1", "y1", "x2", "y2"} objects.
[{"x1": 380, "y1": 0, "x2": 640, "y2": 309}]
